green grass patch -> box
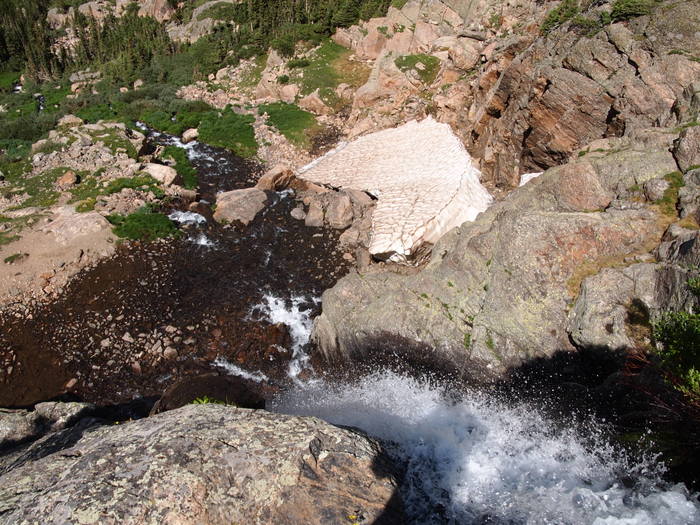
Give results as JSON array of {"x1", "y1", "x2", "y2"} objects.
[
  {"x1": 161, "y1": 146, "x2": 198, "y2": 189},
  {"x1": 107, "y1": 206, "x2": 178, "y2": 241},
  {"x1": 0, "y1": 71, "x2": 20, "y2": 92},
  {"x1": 191, "y1": 396, "x2": 230, "y2": 405},
  {"x1": 258, "y1": 102, "x2": 318, "y2": 148},
  {"x1": 236, "y1": 54, "x2": 267, "y2": 94},
  {"x1": 106, "y1": 174, "x2": 165, "y2": 198},
  {"x1": 198, "y1": 108, "x2": 257, "y2": 158},
  {"x1": 395, "y1": 54, "x2": 441, "y2": 85},
  {"x1": 9, "y1": 167, "x2": 68, "y2": 209},
  {"x1": 655, "y1": 171, "x2": 684, "y2": 217},
  {"x1": 298, "y1": 40, "x2": 370, "y2": 97}
]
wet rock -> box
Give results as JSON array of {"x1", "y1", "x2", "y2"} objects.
[
  {"x1": 181, "y1": 128, "x2": 199, "y2": 144},
  {"x1": 163, "y1": 347, "x2": 178, "y2": 360},
  {"x1": 214, "y1": 188, "x2": 268, "y2": 226},
  {"x1": 0, "y1": 405, "x2": 404, "y2": 524},
  {"x1": 142, "y1": 163, "x2": 177, "y2": 186}
]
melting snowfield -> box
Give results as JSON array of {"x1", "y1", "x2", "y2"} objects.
[{"x1": 273, "y1": 372, "x2": 700, "y2": 524}]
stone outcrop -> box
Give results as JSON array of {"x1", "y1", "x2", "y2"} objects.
[
  {"x1": 0, "y1": 402, "x2": 95, "y2": 449},
  {"x1": 312, "y1": 128, "x2": 685, "y2": 379},
  {"x1": 0, "y1": 405, "x2": 404, "y2": 524},
  {"x1": 214, "y1": 188, "x2": 268, "y2": 225},
  {"x1": 142, "y1": 163, "x2": 177, "y2": 186},
  {"x1": 332, "y1": 0, "x2": 700, "y2": 191},
  {"x1": 299, "y1": 117, "x2": 492, "y2": 262}
]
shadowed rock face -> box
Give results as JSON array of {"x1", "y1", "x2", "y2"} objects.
[
  {"x1": 0, "y1": 405, "x2": 404, "y2": 524},
  {"x1": 298, "y1": 118, "x2": 492, "y2": 262}
]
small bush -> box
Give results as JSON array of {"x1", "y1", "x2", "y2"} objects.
[
  {"x1": 654, "y1": 311, "x2": 700, "y2": 397},
  {"x1": 287, "y1": 58, "x2": 310, "y2": 69},
  {"x1": 107, "y1": 206, "x2": 178, "y2": 241},
  {"x1": 611, "y1": 0, "x2": 655, "y2": 22},
  {"x1": 541, "y1": 0, "x2": 580, "y2": 35},
  {"x1": 277, "y1": 75, "x2": 290, "y2": 85},
  {"x1": 655, "y1": 171, "x2": 685, "y2": 217}
]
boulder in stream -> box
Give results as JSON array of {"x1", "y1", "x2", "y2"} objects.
[{"x1": 214, "y1": 187, "x2": 268, "y2": 225}]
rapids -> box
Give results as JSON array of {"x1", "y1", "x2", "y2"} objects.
[{"x1": 273, "y1": 371, "x2": 700, "y2": 524}]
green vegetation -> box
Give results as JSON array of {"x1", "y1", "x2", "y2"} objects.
[
  {"x1": 191, "y1": 396, "x2": 229, "y2": 405},
  {"x1": 198, "y1": 108, "x2": 257, "y2": 157},
  {"x1": 541, "y1": 0, "x2": 658, "y2": 35},
  {"x1": 654, "y1": 310, "x2": 700, "y2": 398},
  {"x1": 541, "y1": 0, "x2": 580, "y2": 35},
  {"x1": 161, "y1": 146, "x2": 197, "y2": 189},
  {"x1": 107, "y1": 206, "x2": 178, "y2": 241},
  {"x1": 258, "y1": 102, "x2": 318, "y2": 147},
  {"x1": 611, "y1": 0, "x2": 655, "y2": 21},
  {"x1": 3, "y1": 252, "x2": 27, "y2": 264},
  {"x1": 655, "y1": 171, "x2": 684, "y2": 217},
  {"x1": 395, "y1": 54, "x2": 441, "y2": 85}
]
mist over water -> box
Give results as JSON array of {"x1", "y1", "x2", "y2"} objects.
[{"x1": 272, "y1": 371, "x2": 700, "y2": 524}]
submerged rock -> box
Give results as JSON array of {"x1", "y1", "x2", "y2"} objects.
[
  {"x1": 298, "y1": 117, "x2": 492, "y2": 262},
  {"x1": 0, "y1": 405, "x2": 404, "y2": 524}
]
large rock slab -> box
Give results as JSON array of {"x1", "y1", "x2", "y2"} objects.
[
  {"x1": 298, "y1": 117, "x2": 492, "y2": 262},
  {"x1": 0, "y1": 405, "x2": 404, "y2": 524},
  {"x1": 214, "y1": 187, "x2": 268, "y2": 225},
  {"x1": 312, "y1": 141, "x2": 677, "y2": 379}
]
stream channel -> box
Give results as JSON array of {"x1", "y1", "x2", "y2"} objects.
[{"x1": 1, "y1": 127, "x2": 699, "y2": 523}]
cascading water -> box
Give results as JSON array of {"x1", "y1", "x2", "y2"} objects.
[{"x1": 272, "y1": 371, "x2": 700, "y2": 524}]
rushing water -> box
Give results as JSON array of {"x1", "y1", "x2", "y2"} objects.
[
  {"x1": 2, "y1": 122, "x2": 699, "y2": 522},
  {"x1": 273, "y1": 371, "x2": 700, "y2": 524}
]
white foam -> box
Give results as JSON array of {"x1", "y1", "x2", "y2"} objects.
[
  {"x1": 272, "y1": 371, "x2": 700, "y2": 524},
  {"x1": 213, "y1": 357, "x2": 269, "y2": 383},
  {"x1": 249, "y1": 294, "x2": 319, "y2": 380},
  {"x1": 188, "y1": 233, "x2": 216, "y2": 247},
  {"x1": 168, "y1": 211, "x2": 206, "y2": 225}
]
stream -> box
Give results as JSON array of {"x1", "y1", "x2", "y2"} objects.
[{"x1": 1, "y1": 128, "x2": 699, "y2": 523}]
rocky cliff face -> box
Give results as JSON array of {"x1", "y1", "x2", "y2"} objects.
[
  {"x1": 0, "y1": 404, "x2": 404, "y2": 524},
  {"x1": 312, "y1": 126, "x2": 700, "y2": 379},
  {"x1": 332, "y1": 0, "x2": 700, "y2": 189}
]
